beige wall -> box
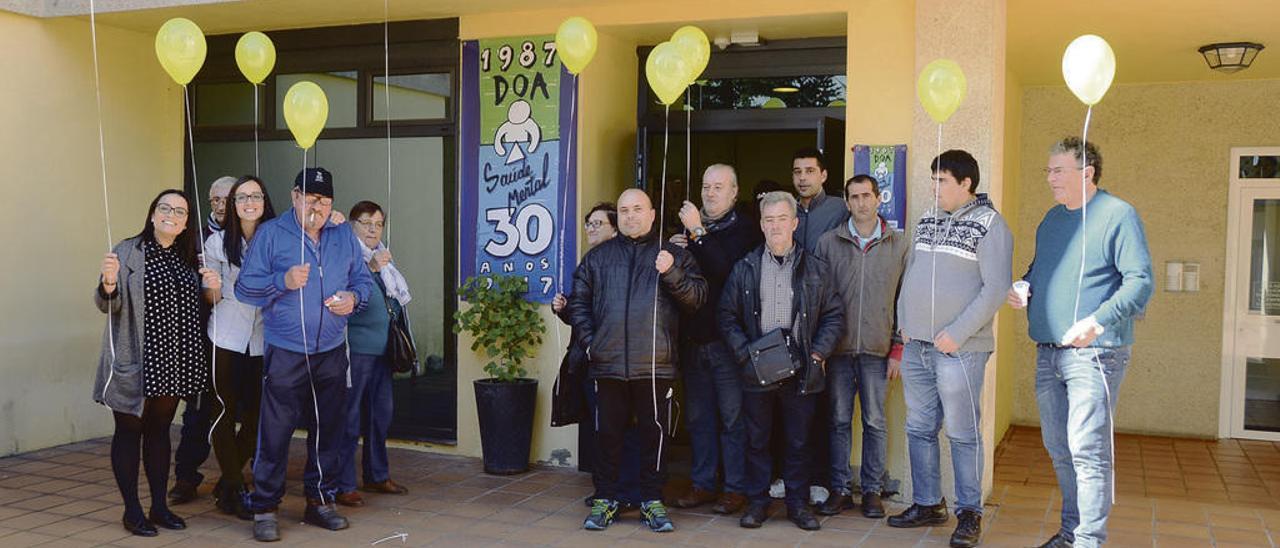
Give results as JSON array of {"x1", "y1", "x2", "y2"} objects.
[
  {"x1": 0, "y1": 11, "x2": 181, "y2": 455},
  {"x1": 1009, "y1": 79, "x2": 1280, "y2": 438}
]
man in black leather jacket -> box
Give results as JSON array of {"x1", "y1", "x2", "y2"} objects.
[
  {"x1": 718, "y1": 191, "x2": 844, "y2": 531},
  {"x1": 568, "y1": 188, "x2": 707, "y2": 533}
]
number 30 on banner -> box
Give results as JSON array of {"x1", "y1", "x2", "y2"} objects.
[{"x1": 484, "y1": 204, "x2": 554, "y2": 257}]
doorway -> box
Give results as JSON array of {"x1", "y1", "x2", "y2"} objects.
[{"x1": 1221, "y1": 147, "x2": 1280, "y2": 441}]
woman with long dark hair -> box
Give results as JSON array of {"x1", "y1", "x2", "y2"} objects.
[
  {"x1": 94, "y1": 189, "x2": 216, "y2": 536},
  {"x1": 203, "y1": 176, "x2": 276, "y2": 518}
]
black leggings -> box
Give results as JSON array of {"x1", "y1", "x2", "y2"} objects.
[
  {"x1": 111, "y1": 396, "x2": 181, "y2": 519},
  {"x1": 209, "y1": 347, "x2": 263, "y2": 491}
]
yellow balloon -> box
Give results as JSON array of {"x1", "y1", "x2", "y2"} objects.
[
  {"x1": 1062, "y1": 34, "x2": 1116, "y2": 106},
  {"x1": 155, "y1": 18, "x2": 206, "y2": 85},
  {"x1": 283, "y1": 81, "x2": 329, "y2": 150},
  {"x1": 671, "y1": 26, "x2": 710, "y2": 85},
  {"x1": 235, "y1": 32, "x2": 276, "y2": 85},
  {"x1": 645, "y1": 41, "x2": 690, "y2": 106},
  {"x1": 917, "y1": 59, "x2": 967, "y2": 124},
  {"x1": 556, "y1": 17, "x2": 598, "y2": 75}
]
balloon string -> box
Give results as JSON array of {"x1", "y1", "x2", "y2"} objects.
[
  {"x1": 253, "y1": 84, "x2": 260, "y2": 176},
  {"x1": 297, "y1": 146, "x2": 329, "y2": 505},
  {"x1": 383, "y1": 0, "x2": 393, "y2": 247},
  {"x1": 185, "y1": 86, "x2": 224, "y2": 445},
  {"x1": 89, "y1": 0, "x2": 117, "y2": 400},
  {"x1": 930, "y1": 122, "x2": 942, "y2": 338},
  {"x1": 650, "y1": 104, "x2": 671, "y2": 472},
  {"x1": 685, "y1": 87, "x2": 691, "y2": 202}
]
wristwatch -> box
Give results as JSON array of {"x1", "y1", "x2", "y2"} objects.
[{"x1": 691, "y1": 226, "x2": 707, "y2": 241}]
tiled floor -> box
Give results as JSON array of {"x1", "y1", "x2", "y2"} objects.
[{"x1": 0, "y1": 426, "x2": 1276, "y2": 547}]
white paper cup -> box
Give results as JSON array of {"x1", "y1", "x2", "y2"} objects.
[{"x1": 1012, "y1": 280, "x2": 1030, "y2": 306}]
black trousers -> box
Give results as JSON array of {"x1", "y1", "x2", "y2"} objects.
[
  {"x1": 592, "y1": 378, "x2": 672, "y2": 503},
  {"x1": 744, "y1": 383, "x2": 817, "y2": 508},
  {"x1": 246, "y1": 344, "x2": 348, "y2": 512},
  {"x1": 209, "y1": 347, "x2": 264, "y2": 491}
]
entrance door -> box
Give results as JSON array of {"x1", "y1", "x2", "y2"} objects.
[
  {"x1": 818, "y1": 116, "x2": 845, "y2": 197},
  {"x1": 1222, "y1": 147, "x2": 1280, "y2": 441}
]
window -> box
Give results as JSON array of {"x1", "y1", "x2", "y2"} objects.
[{"x1": 373, "y1": 72, "x2": 453, "y2": 121}]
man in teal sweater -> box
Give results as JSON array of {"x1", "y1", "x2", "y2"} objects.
[{"x1": 1009, "y1": 137, "x2": 1152, "y2": 548}]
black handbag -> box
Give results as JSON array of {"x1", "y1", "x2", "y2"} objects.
[
  {"x1": 382, "y1": 293, "x2": 418, "y2": 374},
  {"x1": 746, "y1": 328, "x2": 802, "y2": 386}
]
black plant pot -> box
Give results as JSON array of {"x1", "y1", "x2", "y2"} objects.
[{"x1": 474, "y1": 378, "x2": 538, "y2": 475}]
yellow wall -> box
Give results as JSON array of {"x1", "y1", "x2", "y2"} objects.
[
  {"x1": 0, "y1": 11, "x2": 181, "y2": 455},
  {"x1": 995, "y1": 68, "x2": 1024, "y2": 445},
  {"x1": 1009, "y1": 79, "x2": 1280, "y2": 438}
]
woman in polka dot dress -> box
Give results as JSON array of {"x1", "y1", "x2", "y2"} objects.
[{"x1": 93, "y1": 189, "x2": 216, "y2": 537}]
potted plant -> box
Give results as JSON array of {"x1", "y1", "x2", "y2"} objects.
[{"x1": 453, "y1": 274, "x2": 545, "y2": 474}]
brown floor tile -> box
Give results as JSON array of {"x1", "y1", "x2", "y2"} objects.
[{"x1": 1210, "y1": 526, "x2": 1274, "y2": 546}]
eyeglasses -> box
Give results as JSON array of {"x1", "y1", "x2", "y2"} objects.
[
  {"x1": 1042, "y1": 166, "x2": 1082, "y2": 177},
  {"x1": 210, "y1": 197, "x2": 228, "y2": 206},
  {"x1": 585, "y1": 220, "x2": 608, "y2": 230},
  {"x1": 234, "y1": 193, "x2": 265, "y2": 204},
  {"x1": 354, "y1": 219, "x2": 385, "y2": 229},
  {"x1": 156, "y1": 204, "x2": 189, "y2": 218},
  {"x1": 303, "y1": 195, "x2": 334, "y2": 208}
]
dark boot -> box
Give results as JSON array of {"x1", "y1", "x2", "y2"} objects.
[
  {"x1": 739, "y1": 502, "x2": 769, "y2": 528},
  {"x1": 860, "y1": 491, "x2": 885, "y2": 518},
  {"x1": 816, "y1": 492, "x2": 854, "y2": 516},
  {"x1": 949, "y1": 509, "x2": 981, "y2": 547}
]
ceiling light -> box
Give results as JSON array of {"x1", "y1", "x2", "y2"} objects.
[
  {"x1": 772, "y1": 86, "x2": 799, "y2": 93},
  {"x1": 1198, "y1": 42, "x2": 1264, "y2": 73}
]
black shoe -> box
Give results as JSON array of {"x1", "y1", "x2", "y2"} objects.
[
  {"x1": 167, "y1": 480, "x2": 199, "y2": 505},
  {"x1": 122, "y1": 513, "x2": 158, "y2": 537},
  {"x1": 253, "y1": 513, "x2": 280, "y2": 542},
  {"x1": 860, "y1": 492, "x2": 886, "y2": 518},
  {"x1": 216, "y1": 485, "x2": 253, "y2": 521},
  {"x1": 303, "y1": 501, "x2": 349, "y2": 531},
  {"x1": 816, "y1": 493, "x2": 853, "y2": 516},
  {"x1": 949, "y1": 509, "x2": 981, "y2": 548},
  {"x1": 739, "y1": 502, "x2": 769, "y2": 529},
  {"x1": 887, "y1": 500, "x2": 949, "y2": 528},
  {"x1": 148, "y1": 509, "x2": 187, "y2": 530},
  {"x1": 787, "y1": 505, "x2": 821, "y2": 531},
  {"x1": 1036, "y1": 532, "x2": 1074, "y2": 547}
]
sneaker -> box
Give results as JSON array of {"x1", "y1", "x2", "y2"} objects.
[
  {"x1": 583, "y1": 498, "x2": 619, "y2": 531},
  {"x1": 808, "y1": 485, "x2": 829, "y2": 506},
  {"x1": 639, "y1": 500, "x2": 675, "y2": 532},
  {"x1": 253, "y1": 513, "x2": 280, "y2": 542},
  {"x1": 768, "y1": 478, "x2": 785, "y2": 499},
  {"x1": 950, "y1": 509, "x2": 981, "y2": 547},
  {"x1": 887, "y1": 500, "x2": 949, "y2": 528},
  {"x1": 303, "y1": 500, "x2": 349, "y2": 531}
]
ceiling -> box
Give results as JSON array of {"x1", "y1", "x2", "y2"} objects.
[{"x1": 1008, "y1": 0, "x2": 1280, "y2": 85}]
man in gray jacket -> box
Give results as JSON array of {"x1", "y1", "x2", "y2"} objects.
[
  {"x1": 792, "y1": 147, "x2": 849, "y2": 252},
  {"x1": 888, "y1": 150, "x2": 1012, "y2": 548},
  {"x1": 813, "y1": 174, "x2": 909, "y2": 518}
]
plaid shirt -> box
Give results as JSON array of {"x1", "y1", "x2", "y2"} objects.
[{"x1": 759, "y1": 245, "x2": 797, "y2": 333}]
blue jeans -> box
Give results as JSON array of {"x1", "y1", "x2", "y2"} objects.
[
  {"x1": 682, "y1": 340, "x2": 746, "y2": 494},
  {"x1": 827, "y1": 353, "x2": 890, "y2": 495},
  {"x1": 901, "y1": 341, "x2": 988, "y2": 513},
  {"x1": 1036, "y1": 345, "x2": 1130, "y2": 548},
  {"x1": 338, "y1": 352, "x2": 394, "y2": 493}
]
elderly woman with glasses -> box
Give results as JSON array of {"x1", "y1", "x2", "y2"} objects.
[
  {"x1": 334, "y1": 201, "x2": 413, "y2": 507},
  {"x1": 94, "y1": 189, "x2": 217, "y2": 537}
]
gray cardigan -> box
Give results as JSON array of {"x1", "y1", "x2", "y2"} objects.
[{"x1": 93, "y1": 237, "x2": 148, "y2": 417}]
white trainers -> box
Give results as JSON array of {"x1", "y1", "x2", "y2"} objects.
[
  {"x1": 809, "y1": 485, "x2": 829, "y2": 506},
  {"x1": 768, "y1": 479, "x2": 785, "y2": 499}
]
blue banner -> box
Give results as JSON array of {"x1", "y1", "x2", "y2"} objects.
[{"x1": 853, "y1": 144, "x2": 908, "y2": 231}]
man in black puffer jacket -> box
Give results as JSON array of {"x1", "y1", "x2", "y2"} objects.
[
  {"x1": 719, "y1": 191, "x2": 844, "y2": 531},
  {"x1": 569, "y1": 188, "x2": 707, "y2": 533}
]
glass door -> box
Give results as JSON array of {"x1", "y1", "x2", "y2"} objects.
[{"x1": 1225, "y1": 148, "x2": 1280, "y2": 441}]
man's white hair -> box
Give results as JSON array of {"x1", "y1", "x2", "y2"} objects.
[{"x1": 209, "y1": 176, "x2": 237, "y2": 198}]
